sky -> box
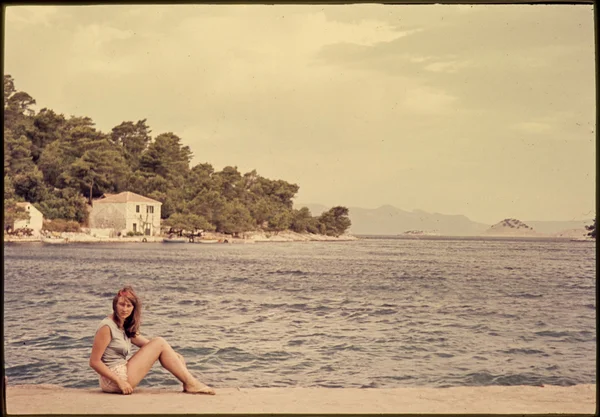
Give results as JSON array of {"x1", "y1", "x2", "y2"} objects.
[{"x1": 4, "y1": 4, "x2": 595, "y2": 224}]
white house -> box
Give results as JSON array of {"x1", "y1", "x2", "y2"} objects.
[
  {"x1": 89, "y1": 192, "x2": 162, "y2": 236},
  {"x1": 14, "y1": 202, "x2": 44, "y2": 236}
]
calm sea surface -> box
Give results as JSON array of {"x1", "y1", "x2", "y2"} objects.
[{"x1": 3, "y1": 237, "x2": 596, "y2": 389}]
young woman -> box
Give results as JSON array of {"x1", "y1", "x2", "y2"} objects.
[{"x1": 89, "y1": 286, "x2": 215, "y2": 395}]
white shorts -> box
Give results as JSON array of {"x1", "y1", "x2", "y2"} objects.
[{"x1": 99, "y1": 363, "x2": 128, "y2": 393}]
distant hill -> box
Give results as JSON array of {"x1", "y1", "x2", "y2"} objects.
[
  {"x1": 294, "y1": 203, "x2": 594, "y2": 237},
  {"x1": 294, "y1": 203, "x2": 489, "y2": 236},
  {"x1": 523, "y1": 220, "x2": 592, "y2": 235}
]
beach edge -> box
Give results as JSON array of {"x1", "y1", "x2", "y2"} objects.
[{"x1": 5, "y1": 384, "x2": 596, "y2": 414}]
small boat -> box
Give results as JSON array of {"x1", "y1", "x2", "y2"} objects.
[
  {"x1": 195, "y1": 239, "x2": 220, "y2": 244},
  {"x1": 163, "y1": 237, "x2": 188, "y2": 243},
  {"x1": 41, "y1": 237, "x2": 68, "y2": 244}
]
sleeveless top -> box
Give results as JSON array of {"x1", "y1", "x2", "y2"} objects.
[{"x1": 96, "y1": 317, "x2": 132, "y2": 368}]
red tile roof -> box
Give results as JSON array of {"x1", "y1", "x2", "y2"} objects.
[{"x1": 94, "y1": 192, "x2": 162, "y2": 204}]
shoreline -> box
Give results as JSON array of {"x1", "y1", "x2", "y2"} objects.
[
  {"x1": 6, "y1": 384, "x2": 596, "y2": 414},
  {"x1": 3, "y1": 230, "x2": 358, "y2": 244},
  {"x1": 4, "y1": 232, "x2": 594, "y2": 244}
]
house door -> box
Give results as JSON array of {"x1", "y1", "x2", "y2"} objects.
[
  {"x1": 133, "y1": 223, "x2": 137, "y2": 233},
  {"x1": 145, "y1": 227, "x2": 151, "y2": 236}
]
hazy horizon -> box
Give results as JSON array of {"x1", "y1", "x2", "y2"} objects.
[
  {"x1": 5, "y1": 4, "x2": 595, "y2": 225},
  {"x1": 294, "y1": 201, "x2": 595, "y2": 225}
]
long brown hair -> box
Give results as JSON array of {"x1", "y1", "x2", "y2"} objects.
[{"x1": 112, "y1": 286, "x2": 141, "y2": 338}]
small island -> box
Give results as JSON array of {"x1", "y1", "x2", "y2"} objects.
[
  {"x1": 400, "y1": 230, "x2": 440, "y2": 237},
  {"x1": 482, "y1": 218, "x2": 543, "y2": 237}
]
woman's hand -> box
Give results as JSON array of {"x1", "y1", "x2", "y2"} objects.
[{"x1": 117, "y1": 380, "x2": 134, "y2": 395}]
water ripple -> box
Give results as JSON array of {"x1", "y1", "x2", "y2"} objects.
[{"x1": 4, "y1": 238, "x2": 596, "y2": 389}]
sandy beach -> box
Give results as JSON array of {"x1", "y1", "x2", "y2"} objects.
[{"x1": 5, "y1": 384, "x2": 596, "y2": 414}]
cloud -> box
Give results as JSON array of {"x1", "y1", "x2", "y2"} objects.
[
  {"x1": 67, "y1": 24, "x2": 137, "y2": 74},
  {"x1": 314, "y1": 5, "x2": 594, "y2": 122},
  {"x1": 424, "y1": 59, "x2": 472, "y2": 73},
  {"x1": 5, "y1": 5, "x2": 60, "y2": 28}
]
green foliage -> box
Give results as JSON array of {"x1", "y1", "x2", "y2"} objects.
[
  {"x1": 12, "y1": 167, "x2": 46, "y2": 203},
  {"x1": 247, "y1": 197, "x2": 274, "y2": 227},
  {"x1": 3, "y1": 199, "x2": 30, "y2": 230},
  {"x1": 186, "y1": 189, "x2": 225, "y2": 224},
  {"x1": 290, "y1": 207, "x2": 313, "y2": 233},
  {"x1": 140, "y1": 132, "x2": 191, "y2": 180},
  {"x1": 126, "y1": 231, "x2": 144, "y2": 237},
  {"x1": 164, "y1": 212, "x2": 214, "y2": 232},
  {"x1": 214, "y1": 200, "x2": 255, "y2": 235},
  {"x1": 4, "y1": 131, "x2": 35, "y2": 175},
  {"x1": 4, "y1": 176, "x2": 16, "y2": 201},
  {"x1": 29, "y1": 108, "x2": 67, "y2": 162},
  {"x1": 317, "y1": 206, "x2": 352, "y2": 237},
  {"x1": 36, "y1": 188, "x2": 88, "y2": 223},
  {"x1": 37, "y1": 140, "x2": 65, "y2": 188},
  {"x1": 111, "y1": 119, "x2": 151, "y2": 170},
  {"x1": 268, "y1": 210, "x2": 293, "y2": 232},
  {"x1": 4, "y1": 75, "x2": 15, "y2": 107},
  {"x1": 3, "y1": 74, "x2": 352, "y2": 237},
  {"x1": 4, "y1": 129, "x2": 47, "y2": 203},
  {"x1": 61, "y1": 144, "x2": 128, "y2": 203},
  {"x1": 585, "y1": 217, "x2": 596, "y2": 239},
  {"x1": 212, "y1": 166, "x2": 246, "y2": 202},
  {"x1": 4, "y1": 75, "x2": 36, "y2": 135}
]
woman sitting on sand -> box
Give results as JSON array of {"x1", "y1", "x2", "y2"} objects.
[{"x1": 90, "y1": 286, "x2": 215, "y2": 395}]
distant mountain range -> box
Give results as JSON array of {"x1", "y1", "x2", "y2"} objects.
[{"x1": 295, "y1": 203, "x2": 592, "y2": 236}]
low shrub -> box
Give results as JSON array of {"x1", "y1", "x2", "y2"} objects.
[{"x1": 43, "y1": 219, "x2": 81, "y2": 233}]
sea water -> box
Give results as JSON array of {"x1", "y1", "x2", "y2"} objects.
[{"x1": 3, "y1": 237, "x2": 595, "y2": 389}]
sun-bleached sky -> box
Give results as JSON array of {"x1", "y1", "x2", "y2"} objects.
[{"x1": 4, "y1": 4, "x2": 595, "y2": 224}]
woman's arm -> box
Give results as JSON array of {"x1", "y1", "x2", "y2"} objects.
[
  {"x1": 89, "y1": 326, "x2": 133, "y2": 394},
  {"x1": 131, "y1": 333, "x2": 150, "y2": 348}
]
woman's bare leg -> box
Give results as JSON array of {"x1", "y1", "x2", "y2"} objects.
[
  {"x1": 126, "y1": 337, "x2": 215, "y2": 394},
  {"x1": 172, "y1": 353, "x2": 187, "y2": 390}
]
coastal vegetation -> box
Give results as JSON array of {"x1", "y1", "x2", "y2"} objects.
[
  {"x1": 3, "y1": 75, "x2": 351, "y2": 237},
  {"x1": 585, "y1": 217, "x2": 596, "y2": 239}
]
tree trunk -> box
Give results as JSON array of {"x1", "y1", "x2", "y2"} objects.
[{"x1": 89, "y1": 179, "x2": 94, "y2": 205}]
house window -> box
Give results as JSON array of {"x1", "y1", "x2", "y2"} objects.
[
  {"x1": 136, "y1": 205, "x2": 140, "y2": 213},
  {"x1": 147, "y1": 206, "x2": 154, "y2": 214},
  {"x1": 133, "y1": 223, "x2": 137, "y2": 233}
]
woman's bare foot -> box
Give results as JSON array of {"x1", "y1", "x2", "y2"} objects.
[{"x1": 183, "y1": 381, "x2": 216, "y2": 395}]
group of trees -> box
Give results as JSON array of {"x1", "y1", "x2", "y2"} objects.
[
  {"x1": 585, "y1": 217, "x2": 596, "y2": 239},
  {"x1": 4, "y1": 75, "x2": 351, "y2": 237}
]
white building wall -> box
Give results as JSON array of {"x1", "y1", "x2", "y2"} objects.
[
  {"x1": 14, "y1": 204, "x2": 44, "y2": 236},
  {"x1": 125, "y1": 202, "x2": 162, "y2": 235},
  {"x1": 90, "y1": 198, "x2": 162, "y2": 236}
]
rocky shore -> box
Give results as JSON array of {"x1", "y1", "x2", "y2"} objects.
[{"x1": 5, "y1": 384, "x2": 596, "y2": 414}]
